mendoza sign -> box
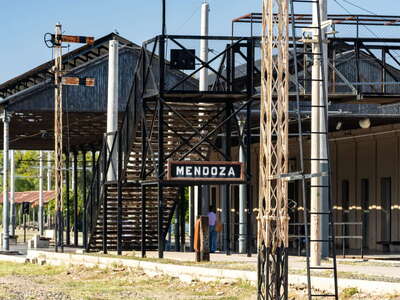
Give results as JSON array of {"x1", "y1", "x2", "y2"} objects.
[{"x1": 167, "y1": 161, "x2": 245, "y2": 183}]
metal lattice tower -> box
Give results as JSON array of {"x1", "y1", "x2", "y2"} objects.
[
  {"x1": 53, "y1": 23, "x2": 64, "y2": 252},
  {"x1": 258, "y1": 0, "x2": 290, "y2": 299}
]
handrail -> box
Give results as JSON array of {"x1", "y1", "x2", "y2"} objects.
[{"x1": 85, "y1": 49, "x2": 146, "y2": 251}]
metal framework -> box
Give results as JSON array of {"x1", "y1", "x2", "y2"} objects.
[
  {"x1": 83, "y1": 31, "x2": 257, "y2": 258},
  {"x1": 258, "y1": 0, "x2": 289, "y2": 299},
  {"x1": 53, "y1": 24, "x2": 64, "y2": 252}
]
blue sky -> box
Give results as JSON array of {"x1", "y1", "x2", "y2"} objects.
[{"x1": 0, "y1": 0, "x2": 397, "y2": 83}]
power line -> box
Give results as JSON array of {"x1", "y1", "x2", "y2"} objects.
[
  {"x1": 173, "y1": 3, "x2": 202, "y2": 34},
  {"x1": 339, "y1": 0, "x2": 377, "y2": 16},
  {"x1": 334, "y1": 0, "x2": 400, "y2": 60}
]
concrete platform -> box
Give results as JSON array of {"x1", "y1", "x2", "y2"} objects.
[{"x1": 2, "y1": 240, "x2": 400, "y2": 296}]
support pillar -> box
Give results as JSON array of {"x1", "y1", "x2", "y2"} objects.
[
  {"x1": 175, "y1": 201, "x2": 180, "y2": 252},
  {"x1": 246, "y1": 101, "x2": 253, "y2": 257},
  {"x1": 65, "y1": 152, "x2": 70, "y2": 245},
  {"x1": 82, "y1": 151, "x2": 87, "y2": 249},
  {"x1": 141, "y1": 185, "x2": 146, "y2": 258},
  {"x1": 180, "y1": 187, "x2": 186, "y2": 251},
  {"x1": 107, "y1": 38, "x2": 119, "y2": 182},
  {"x1": 157, "y1": 95, "x2": 165, "y2": 258},
  {"x1": 39, "y1": 151, "x2": 44, "y2": 236},
  {"x1": 224, "y1": 103, "x2": 232, "y2": 255},
  {"x1": 189, "y1": 186, "x2": 195, "y2": 251},
  {"x1": 73, "y1": 151, "x2": 78, "y2": 247},
  {"x1": 10, "y1": 150, "x2": 16, "y2": 238},
  {"x1": 311, "y1": 0, "x2": 329, "y2": 265},
  {"x1": 117, "y1": 133, "x2": 123, "y2": 255},
  {"x1": 238, "y1": 119, "x2": 247, "y2": 254},
  {"x1": 47, "y1": 152, "x2": 51, "y2": 191},
  {"x1": 199, "y1": 1, "x2": 210, "y2": 218},
  {"x1": 2, "y1": 111, "x2": 10, "y2": 251}
]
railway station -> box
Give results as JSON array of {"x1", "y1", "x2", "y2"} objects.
[{"x1": 1, "y1": 1, "x2": 400, "y2": 299}]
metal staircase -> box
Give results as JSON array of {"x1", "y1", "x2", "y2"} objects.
[
  {"x1": 85, "y1": 48, "x2": 183, "y2": 253},
  {"x1": 84, "y1": 34, "x2": 248, "y2": 254}
]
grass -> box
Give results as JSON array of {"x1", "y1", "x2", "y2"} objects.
[
  {"x1": 0, "y1": 261, "x2": 257, "y2": 300},
  {"x1": 341, "y1": 288, "x2": 359, "y2": 299}
]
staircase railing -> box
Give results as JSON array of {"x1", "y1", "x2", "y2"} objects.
[
  {"x1": 85, "y1": 130, "x2": 118, "y2": 250},
  {"x1": 85, "y1": 48, "x2": 146, "y2": 251}
]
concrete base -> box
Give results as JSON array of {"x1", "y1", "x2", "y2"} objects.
[
  {"x1": 0, "y1": 234, "x2": 17, "y2": 247},
  {"x1": 27, "y1": 235, "x2": 50, "y2": 249},
  {"x1": 9, "y1": 236, "x2": 17, "y2": 245}
]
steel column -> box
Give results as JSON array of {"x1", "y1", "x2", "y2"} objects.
[
  {"x1": 246, "y1": 101, "x2": 253, "y2": 257},
  {"x1": 158, "y1": 30, "x2": 165, "y2": 258},
  {"x1": 91, "y1": 149, "x2": 96, "y2": 239},
  {"x1": 2, "y1": 112, "x2": 10, "y2": 251},
  {"x1": 117, "y1": 132, "x2": 123, "y2": 255},
  {"x1": 103, "y1": 184, "x2": 108, "y2": 254},
  {"x1": 82, "y1": 151, "x2": 87, "y2": 249},
  {"x1": 141, "y1": 184, "x2": 146, "y2": 258},
  {"x1": 73, "y1": 151, "x2": 78, "y2": 247},
  {"x1": 65, "y1": 151, "x2": 70, "y2": 245},
  {"x1": 189, "y1": 187, "x2": 195, "y2": 251},
  {"x1": 224, "y1": 103, "x2": 232, "y2": 255},
  {"x1": 175, "y1": 201, "x2": 180, "y2": 252},
  {"x1": 157, "y1": 101, "x2": 165, "y2": 259},
  {"x1": 180, "y1": 187, "x2": 186, "y2": 251}
]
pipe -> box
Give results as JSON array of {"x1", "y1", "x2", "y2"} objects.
[
  {"x1": 200, "y1": 1, "x2": 209, "y2": 92},
  {"x1": 107, "y1": 39, "x2": 119, "y2": 181}
]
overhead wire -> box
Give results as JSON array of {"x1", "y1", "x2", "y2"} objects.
[
  {"x1": 173, "y1": 3, "x2": 202, "y2": 34},
  {"x1": 333, "y1": 0, "x2": 400, "y2": 61}
]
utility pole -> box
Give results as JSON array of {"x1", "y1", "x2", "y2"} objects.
[
  {"x1": 2, "y1": 111, "x2": 10, "y2": 251},
  {"x1": 310, "y1": 0, "x2": 329, "y2": 266},
  {"x1": 258, "y1": 0, "x2": 289, "y2": 298},
  {"x1": 53, "y1": 23, "x2": 63, "y2": 252},
  {"x1": 199, "y1": 1, "x2": 210, "y2": 216},
  {"x1": 319, "y1": 0, "x2": 330, "y2": 260},
  {"x1": 47, "y1": 23, "x2": 94, "y2": 252}
]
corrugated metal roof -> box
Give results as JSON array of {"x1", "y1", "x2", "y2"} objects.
[{"x1": 0, "y1": 191, "x2": 55, "y2": 207}]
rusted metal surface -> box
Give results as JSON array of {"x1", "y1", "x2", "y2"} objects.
[
  {"x1": 58, "y1": 34, "x2": 94, "y2": 45},
  {"x1": 233, "y1": 13, "x2": 400, "y2": 26},
  {"x1": 61, "y1": 77, "x2": 96, "y2": 87}
]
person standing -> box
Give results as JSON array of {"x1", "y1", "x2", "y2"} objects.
[{"x1": 208, "y1": 206, "x2": 217, "y2": 253}]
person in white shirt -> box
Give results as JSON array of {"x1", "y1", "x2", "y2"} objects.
[{"x1": 208, "y1": 206, "x2": 217, "y2": 253}]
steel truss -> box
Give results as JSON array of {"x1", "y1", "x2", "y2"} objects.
[
  {"x1": 139, "y1": 34, "x2": 256, "y2": 258},
  {"x1": 258, "y1": 0, "x2": 290, "y2": 299}
]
